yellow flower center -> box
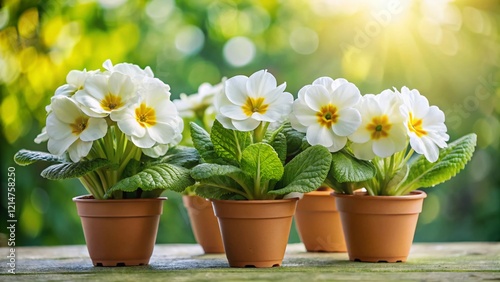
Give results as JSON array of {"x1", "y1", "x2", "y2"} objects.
[
  {"x1": 242, "y1": 97, "x2": 269, "y2": 117},
  {"x1": 367, "y1": 115, "x2": 391, "y2": 140},
  {"x1": 316, "y1": 104, "x2": 338, "y2": 127},
  {"x1": 408, "y1": 112, "x2": 427, "y2": 137},
  {"x1": 70, "y1": 117, "x2": 88, "y2": 135},
  {"x1": 101, "y1": 94, "x2": 124, "y2": 111},
  {"x1": 135, "y1": 103, "x2": 157, "y2": 128}
]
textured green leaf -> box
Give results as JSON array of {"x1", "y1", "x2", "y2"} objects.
[
  {"x1": 190, "y1": 122, "x2": 229, "y2": 165},
  {"x1": 121, "y1": 159, "x2": 142, "y2": 178},
  {"x1": 265, "y1": 132, "x2": 287, "y2": 164},
  {"x1": 241, "y1": 143, "x2": 284, "y2": 181},
  {"x1": 191, "y1": 163, "x2": 252, "y2": 199},
  {"x1": 386, "y1": 163, "x2": 409, "y2": 193},
  {"x1": 329, "y1": 150, "x2": 376, "y2": 183},
  {"x1": 402, "y1": 133, "x2": 477, "y2": 192},
  {"x1": 41, "y1": 159, "x2": 112, "y2": 180},
  {"x1": 281, "y1": 121, "x2": 306, "y2": 159},
  {"x1": 210, "y1": 120, "x2": 251, "y2": 164},
  {"x1": 14, "y1": 150, "x2": 65, "y2": 165},
  {"x1": 270, "y1": 145, "x2": 332, "y2": 195},
  {"x1": 105, "y1": 164, "x2": 194, "y2": 198},
  {"x1": 158, "y1": 146, "x2": 200, "y2": 168}
]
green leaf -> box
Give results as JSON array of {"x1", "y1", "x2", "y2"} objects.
[
  {"x1": 386, "y1": 163, "x2": 409, "y2": 194},
  {"x1": 190, "y1": 122, "x2": 229, "y2": 165},
  {"x1": 158, "y1": 146, "x2": 200, "y2": 168},
  {"x1": 281, "y1": 121, "x2": 306, "y2": 159},
  {"x1": 210, "y1": 120, "x2": 251, "y2": 164},
  {"x1": 270, "y1": 145, "x2": 332, "y2": 195},
  {"x1": 121, "y1": 159, "x2": 142, "y2": 178},
  {"x1": 41, "y1": 159, "x2": 112, "y2": 180},
  {"x1": 329, "y1": 150, "x2": 376, "y2": 183},
  {"x1": 104, "y1": 164, "x2": 195, "y2": 198},
  {"x1": 401, "y1": 133, "x2": 477, "y2": 193},
  {"x1": 14, "y1": 150, "x2": 65, "y2": 165},
  {"x1": 265, "y1": 132, "x2": 287, "y2": 164},
  {"x1": 241, "y1": 143, "x2": 284, "y2": 181},
  {"x1": 191, "y1": 163, "x2": 252, "y2": 199}
]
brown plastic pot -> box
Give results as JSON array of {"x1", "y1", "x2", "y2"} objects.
[
  {"x1": 334, "y1": 190, "x2": 426, "y2": 262},
  {"x1": 295, "y1": 190, "x2": 346, "y2": 252},
  {"x1": 73, "y1": 195, "x2": 166, "y2": 266},
  {"x1": 182, "y1": 195, "x2": 224, "y2": 254},
  {"x1": 212, "y1": 198, "x2": 298, "y2": 268}
]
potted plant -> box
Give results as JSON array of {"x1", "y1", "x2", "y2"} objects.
[
  {"x1": 291, "y1": 83, "x2": 476, "y2": 262},
  {"x1": 289, "y1": 77, "x2": 376, "y2": 253},
  {"x1": 173, "y1": 80, "x2": 225, "y2": 254},
  {"x1": 189, "y1": 70, "x2": 332, "y2": 267},
  {"x1": 13, "y1": 60, "x2": 196, "y2": 266}
]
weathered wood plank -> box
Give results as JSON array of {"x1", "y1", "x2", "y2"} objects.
[{"x1": 1, "y1": 243, "x2": 499, "y2": 281}]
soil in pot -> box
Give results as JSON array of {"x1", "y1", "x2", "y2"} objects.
[
  {"x1": 212, "y1": 198, "x2": 298, "y2": 268},
  {"x1": 73, "y1": 196, "x2": 166, "y2": 266},
  {"x1": 182, "y1": 195, "x2": 224, "y2": 254},
  {"x1": 334, "y1": 190, "x2": 426, "y2": 263}
]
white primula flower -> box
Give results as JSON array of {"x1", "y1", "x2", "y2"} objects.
[
  {"x1": 399, "y1": 87, "x2": 449, "y2": 162},
  {"x1": 73, "y1": 72, "x2": 137, "y2": 118},
  {"x1": 290, "y1": 77, "x2": 362, "y2": 152},
  {"x1": 142, "y1": 116, "x2": 184, "y2": 158},
  {"x1": 174, "y1": 79, "x2": 225, "y2": 118},
  {"x1": 215, "y1": 70, "x2": 294, "y2": 131},
  {"x1": 113, "y1": 79, "x2": 182, "y2": 149},
  {"x1": 46, "y1": 96, "x2": 108, "y2": 162},
  {"x1": 54, "y1": 69, "x2": 97, "y2": 98},
  {"x1": 103, "y1": 59, "x2": 154, "y2": 79},
  {"x1": 34, "y1": 127, "x2": 48, "y2": 144},
  {"x1": 349, "y1": 90, "x2": 407, "y2": 160}
]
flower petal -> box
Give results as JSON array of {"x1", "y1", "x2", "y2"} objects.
[
  {"x1": 291, "y1": 99, "x2": 318, "y2": 127},
  {"x1": 147, "y1": 122, "x2": 176, "y2": 144},
  {"x1": 79, "y1": 117, "x2": 108, "y2": 142},
  {"x1": 304, "y1": 85, "x2": 330, "y2": 112},
  {"x1": 48, "y1": 134, "x2": 78, "y2": 156},
  {"x1": 333, "y1": 108, "x2": 361, "y2": 136},
  {"x1": 232, "y1": 118, "x2": 261, "y2": 131},
  {"x1": 67, "y1": 140, "x2": 93, "y2": 162},
  {"x1": 225, "y1": 75, "x2": 249, "y2": 105},
  {"x1": 246, "y1": 70, "x2": 277, "y2": 98},
  {"x1": 373, "y1": 138, "x2": 395, "y2": 158},
  {"x1": 306, "y1": 123, "x2": 334, "y2": 148},
  {"x1": 220, "y1": 105, "x2": 248, "y2": 120},
  {"x1": 332, "y1": 82, "x2": 361, "y2": 108},
  {"x1": 351, "y1": 141, "x2": 376, "y2": 160},
  {"x1": 131, "y1": 133, "x2": 156, "y2": 148},
  {"x1": 51, "y1": 96, "x2": 83, "y2": 124}
]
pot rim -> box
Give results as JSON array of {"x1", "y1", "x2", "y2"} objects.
[
  {"x1": 211, "y1": 198, "x2": 299, "y2": 204},
  {"x1": 73, "y1": 195, "x2": 168, "y2": 203},
  {"x1": 332, "y1": 190, "x2": 427, "y2": 201},
  {"x1": 304, "y1": 190, "x2": 336, "y2": 197}
]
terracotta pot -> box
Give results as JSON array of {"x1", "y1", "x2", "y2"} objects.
[
  {"x1": 334, "y1": 190, "x2": 427, "y2": 262},
  {"x1": 212, "y1": 198, "x2": 298, "y2": 268},
  {"x1": 295, "y1": 190, "x2": 346, "y2": 252},
  {"x1": 73, "y1": 195, "x2": 166, "y2": 266},
  {"x1": 182, "y1": 195, "x2": 224, "y2": 254}
]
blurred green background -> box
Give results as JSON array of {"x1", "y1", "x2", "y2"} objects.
[{"x1": 1, "y1": 0, "x2": 499, "y2": 246}]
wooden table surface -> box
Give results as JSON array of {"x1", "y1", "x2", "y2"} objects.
[{"x1": 1, "y1": 243, "x2": 499, "y2": 281}]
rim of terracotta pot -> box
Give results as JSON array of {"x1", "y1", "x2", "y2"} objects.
[
  {"x1": 73, "y1": 195, "x2": 168, "y2": 203},
  {"x1": 332, "y1": 190, "x2": 426, "y2": 200},
  {"x1": 333, "y1": 190, "x2": 427, "y2": 215},
  {"x1": 212, "y1": 198, "x2": 299, "y2": 219},
  {"x1": 73, "y1": 195, "x2": 167, "y2": 217}
]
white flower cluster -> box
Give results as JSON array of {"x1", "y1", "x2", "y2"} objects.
[
  {"x1": 36, "y1": 60, "x2": 183, "y2": 162},
  {"x1": 207, "y1": 70, "x2": 449, "y2": 163}
]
